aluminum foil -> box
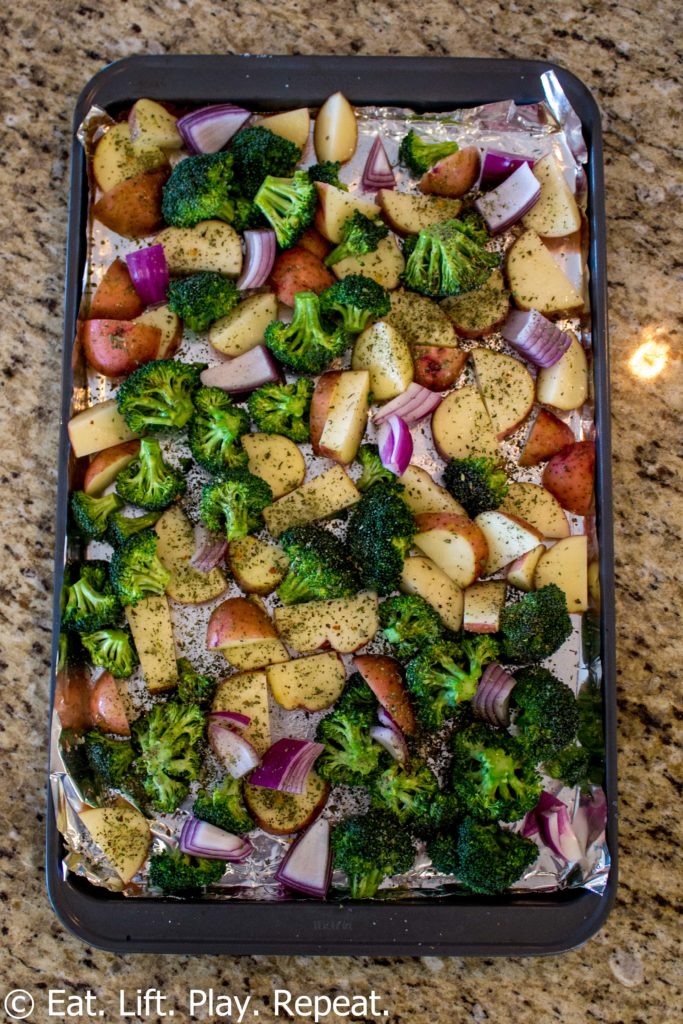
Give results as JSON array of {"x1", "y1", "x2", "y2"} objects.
[{"x1": 53, "y1": 77, "x2": 609, "y2": 900}]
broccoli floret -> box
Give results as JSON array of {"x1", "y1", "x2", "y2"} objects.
[
  {"x1": 331, "y1": 811, "x2": 415, "y2": 898},
  {"x1": 318, "y1": 275, "x2": 391, "y2": 334},
  {"x1": 512, "y1": 666, "x2": 579, "y2": 760},
  {"x1": 264, "y1": 291, "x2": 347, "y2": 375},
  {"x1": 277, "y1": 525, "x2": 358, "y2": 605},
  {"x1": 161, "y1": 151, "x2": 236, "y2": 228},
  {"x1": 442, "y1": 457, "x2": 509, "y2": 519},
  {"x1": 499, "y1": 584, "x2": 573, "y2": 664},
  {"x1": 324, "y1": 211, "x2": 389, "y2": 268},
  {"x1": 379, "y1": 594, "x2": 445, "y2": 660},
  {"x1": 116, "y1": 359, "x2": 204, "y2": 434},
  {"x1": 232, "y1": 194, "x2": 266, "y2": 231},
  {"x1": 398, "y1": 129, "x2": 459, "y2": 176},
  {"x1": 451, "y1": 723, "x2": 542, "y2": 823},
  {"x1": 59, "y1": 729, "x2": 101, "y2": 804},
  {"x1": 402, "y1": 219, "x2": 499, "y2": 298},
  {"x1": 347, "y1": 484, "x2": 415, "y2": 596},
  {"x1": 315, "y1": 699, "x2": 387, "y2": 787},
  {"x1": 456, "y1": 817, "x2": 537, "y2": 894},
  {"x1": 188, "y1": 387, "x2": 250, "y2": 474},
  {"x1": 335, "y1": 672, "x2": 379, "y2": 717},
  {"x1": 107, "y1": 510, "x2": 163, "y2": 547},
  {"x1": 254, "y1": 172, "x2": 317, "y2": 249},
  {"x1": 70, "y1": 491, "x2": 123, "y2": 540},
  {"x1": 576, "y1": 679, "x2": 605, "y2": 784},
  {"x1": 62, "y1": 560, "x2": 121, "y2": 633},
  {"x1": 354, "y1": 444, "x2": 400, "y2": 493},
  {"x1": 175, "y1": 658, "x2": 216, "y2": 708},
  {"x1": 543, "y1": 745, "x2": 591, "y2": 787},
  {"x1": 85, "y1": 731, "x2": 137, "y2": 790},
  {"x1": 231, "y1": 125, "x2": 301, "y2": 199},
  {"x1": 405, "y1": 636, "x2": 499, "y2": 730},
  {"x1": 426, "y1": 832, "x2": 460, "y2": 875},
  {"x1": 109, "y1": 530, "x2": 171, "y2": 607},
  {"x1": 193, "y1": 775, "x2": 254, "y2": 836},
  {"x1": 115, "y1": 438, "x2": 186, "y2": 511},
  {"x1": 247, "y1": 378, "x2": 313, "y2": 443},
  {"x1": 167, "y1": 272, "x2": 239, "y2": 333},
  {"x1": 132, "y1": 701, "x2": 205, "y2": 813},
  {"x1": 199, "y1": 468, "x2": 272, "y2": 542},
  {"x1": 80, "y1": 627, "x2": 139, "y2": 679},
  {"x1": 148, "y1": 847, "x2": 226, "y2": 896},
  {"x1": 371, "y1": 761, "x2": 458, "y2": 836},
  {"x1": 307, "y1": 161, "x2": 347, "y2": 190}
]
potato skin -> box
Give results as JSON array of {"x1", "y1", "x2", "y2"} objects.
[
  {"x1": 88, "y1": 259, "x2": 145, "y2": 320},
  {"x1": 412, "y1": 346, "x2": 467, "y2": 391},
  {"x1": 93, "y1": 167, "x2": 169, "y2": 238},
  {"x1": 80, "y1": 318, "x2": 161, "y2": 377},
  {"x1": 269, "y1": 246, "x2": 335, "y2": 307},
  {"x1": 419, "y1": 147, "x2": 480, "y2": 198}
]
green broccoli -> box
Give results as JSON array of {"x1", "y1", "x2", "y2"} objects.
[
  {"x1": 188, "y1": 387, "x2": 250, "y2": 474},
  {"x1": 324, "y1": 212, "x2": 389, "y2": 268},
  {"x1": 378, "y1": 594, "x2": 445, "y2": 660},
  {"x1": 85, "y1": 732, "x2": 137, "y2": 791},
  {"x1": 442, "y1": 457, "x2": 509, "y2": 519},
  {"x1": 231, "y1": 125, "x2": 301, "y2": 198},
  {"x1": 59, "y1": 729, "x2": 101, "y2": 804},
  {"x1": 247, "y1": 378, "x2": 313, "y2": 443},
  {"x1": 371, "y1": 761, "x2": 458, "y2": 836},
  {"x1": 331, "y1": 811, "x2": 415, "y2": 898},
  {"x1": 148, "y1": 847, "x2": 226, "y2": 895},
  {"x1": 335, "y1": 672, "x2": 379, "y2": 717},
  {"x1": 354, "y1": 444, "x2": 400, "y2": 493},
  {"x1": 307, "y1": 161, "x2": 347, "y2": 190},
  {"x1": 455, "y1": 817, "x2": 537, "y2": 894},
  {"x1": 405, "y1": 636, "x2": 499, "y2": 730},
  {"x1": 450, "y1": 723, "x2": 542, "y2": 823},
  {"x1": 398, "y1": 129, "x2": 459, "y2": 176},
  {"x1": 318, "y1": 275, "x2": 391, "y2": 334},
  {"x1": 193, "y1": 774, "x2": 254, "y2": 835},
  {"x1": 199, "y1": 468, "x2": 272, "y2": 542},
  {"x1": 231, "y1": 194, "x2": 266, "y2": 231},
  {"x1": 176, "y1": 658, "x2": 217, "y2": 709},
  {"x1": 402, "y1": 219, "x2": 500, "y2": 298},
  {"x1": 264, "y1": 291, "x2": 347, "y2": 375},
  {"x1": 161, "y1": 151, "x2": 236, "y2": 228},
  {"x1": 70, "y1": 491, "x2": 123, "y2": 540},
  {"x1": 80, "y1": 627, "x2": 139, "y2": 678},
  {"x1": 315, "y1": 695, "x2": 387, "y2": 788},
  {"x1": 576, "y1": 679, "x2": 605, "y2": 784},
  {"x1": 277, "y1": 525, "x2": 358, "y2": 605},
  {"x1": 106, "y1": 510, "x2": 163, "y2": 547},
  {"x1": 132, "y1": 701, "x2": 205, "y2": 813},
  {"x1": 254, "y1": 171, "x2": 317, "y2": 249},
  {"x1": 543, "y1": 745, "x2": 591, "y2": 787},
  {"x1": 167, "y1": 272, "x2": 240, "y2": 333},
  {"x1": 116, "y1": 359, "x2": 204, "y2": 434},
  {"x1": 62, "y1": 560, "x2": 121, "y2": 633},
  {"x1": 115, "y1": 438, "x2": 185, "y2": 511},
  {"x1": 512, "y1": 666, "x2": 579, "y2": 760},
  {"x1": 347, "y1": 483, "x2": 415, "y2": 596},
  {"x1": 499, "y1": 584, "x2": 573, "y2": 664},
  {"x1": 426, "y1": 831, "x2": 460, "y2": 875},
  {"x1": 109, "y1": 530, "x2": 171, "y2": 607}
]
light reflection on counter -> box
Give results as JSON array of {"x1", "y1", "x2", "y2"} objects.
[{"x1": 628, "y1": 330, "x2": 671, "y2": 381}]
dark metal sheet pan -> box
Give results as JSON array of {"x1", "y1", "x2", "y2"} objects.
[{"x1": 47, "y1": 54, "x2": 617, "y2": 956}]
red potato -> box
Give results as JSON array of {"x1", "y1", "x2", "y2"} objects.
[
  {"x1": 296, "y1": 226, "x2": 332, "y2": 261},
  {"x1": 412, "y1": 346, "x2": 468, "y2": 391},
  {"x1": 80, "y1": 319, "x2": 162, "y2": 377},
  {"x1": 419, "y1": 147, "x2": 480, "y2": 198},
  {"x1": 413, "y1": 512, "x2": 489, "y2": 589},
  {"x1": 207, "y1": 597, "x2": 277, "y2": 650},
  {"x1": 269, "y1": 247, "x2": 335, "y2": 307},
  {"x1": 353, "y1": 654, "x2": 416, "y2": 736},
  {"x1": 88, "y1": 259, "x2": 145, "y2": 320},
  {"x1": 542, "y1": 440, "x2": 596, "y2": 516},
  {"x1": 90, "y1": 672, "x2": 130, "y2": 736},
  {"x1": 309, "y1": 371, "x2": 341, "y2": 454},
  {"x1": 83, "y1": 440, "x2": 140, "y2": 496},
  {"x1": 55, "y1": 666, "x2": 92, "y2": 731},
  {"x1": 519, "y1": 408, "x2": 576, "y2": 467},
  {"x1": 92, "y1": 167, "x2": 169, "y2": 239}
]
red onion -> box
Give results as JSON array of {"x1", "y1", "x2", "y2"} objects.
[
  {"x1": 377, "y1": 415, "x2": 413, "y2": 476},
  {"x1": 189, "y1": 523, "x2": 228, "y2": 573},
  {"x1": 177, "y1": 104, "x2": 250, "y2": 154},
  {"x1": 179, "y1": 818, "x2": 253, "y2": 861},
  {"x1": 501, "y1": 309, "x2": 572, "y2": 368},
  {"x1": 237, "y1": 229, "x2": 277, "y2": 290},
  {"x1": 200, "y1": 345, "x2": 281, "y2": 394},
  {"x1": 248, "y1": 738, "x2": 324, "y2": 795},
  {"x1": 522, "y1": 791, "x2": 582, "y2": 863},
  {"x1": 373, "y1": 382, "x2": 442, "y2": 426},
  {"x1": 125, "y1": 244, "x2": 169, "y2": 306},
  {"x1": 275, "y1": 817, "x2": 332, "y2": 899},
  {"x1": 474, "y1": 162, "x2": 541, "y2": 235},
  {"x1": 207, "y1": 710, "x2": 251, "y2": 731},
  {"x1": 473, "y1": 664, "x2": 516, "y2": 727},
  {"x1": 477, "y1": 149, "x2": 535, "y2": 189},
  {"x1": 370, "y1": 707, "x2": 408, "y2": 763},
  {"x1": 572, "y1": 786, "x2": 607, "y2": 853},
  {"x1": 208, "y1": 720, "x2": 260, "y2": 779},
  {"x1": 361, "y1": 134, "x2": 396, "y2": 191}
]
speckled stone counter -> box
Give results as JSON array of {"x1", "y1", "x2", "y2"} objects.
[{"x1": 0, "y1": 2, "x2": 681, "y2": 1022}]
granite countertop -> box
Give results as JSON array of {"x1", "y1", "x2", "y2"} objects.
[{"x1": 0, "y1": 2, "x2": 681, "y2": 1021}]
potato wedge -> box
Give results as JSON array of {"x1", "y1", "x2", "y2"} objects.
[
  {"x1": 88, "y1": 259, "x2": 145, "y2": 320},
  {"x1": 129, "y1": 98, "x2": 182, "y2": 151},
  {"x1": 314, "y1": 92, "x2": 357, "y2": 163},
  {"x1": 263, "y1": 465, "x2": 360, "y2": 537},
  {"x1": 92, "y1": 168, "x2": 169, "y2": 239},
  {"x1": 154, "y1": 506, "x2": 228, "y2": 604},
  {"x1": 79, "y1": 803, "x2": 150, "y2": 884},
  {"x1": 90, "y1": 672, "x2": 130, "y2": 736},
  {"x1": 213, "y1": 670, "x2": 271, "y2": 754},
  {"x1": 269, "y1": 247, "x2": 335, "y2": 306},
  {"x1": 221, "y1": 639, "x2": 290, "y2": 671},
  {"x1": 352, "y1": 321, "x2": 413, "y2": 401},
  {"x1": 522, "y1": 154, "x2": 581, "y2": 238},
  {"x1": 317, "y1": 370, "x2": 370, "y2": 463},
  {"x1": 534, "y1": 535, "x2": 588, "y2": 613},
  {"x1": 156, "y1": 221, "x2": 242, "y2": 277},
  {"x1": 83, "y1": 440, "x2": 140, "y2": 496},
  {"x1": 412, "y1": 345, "x2": 467, "y2": 391},
  {"x1": 332, "y1": 235, "x2": 405, "y2": 290},
  {"x1": 267, "y1": 652, "x2": 346, "y2": 711},
  {"x1": 506, "y1": 544, "x2": 545, "y2": 592},
  {"x1": 134, "y1": 304, "x2": 183, "y2": 359},
  {"x1": 274, "y1": 592, "x2": 379, "y2": 654},
  {"x1": 440, "y1": 270, "x2": 510, "y2": 339},
  {"x1": 80, "y1": 318, "x2": 162, "y2": 377},
  {"x1": 68, "y1": 400, "x2": 139, "y2": 459},
  {"x1": 536, "y1": 335, "x2": 588, "y2": 411},
  {"x1": 463, "y1": 580, "x2": 507, "y2": 633},
  {"x1": 125, "y1": 595, "x2": 178, "y2": 693},
  {"x1": 471, "y1": 347, "x2": 535, "y2": 439},
  {"x1": 474, "y1": 510, "x2": 544, "y2": 576},
  {"x1": 400, "y1": 556, "x2": 464, "y2": 632},
  {"x1": 542, "y1": 440, "x2": 595, "y2": 516},
  {"x1": 500, "y1": 482, "x2": 570, "y2": 540},
  {"x1": 387, "y1": 289, "x2": 459, "y2": 349},
  {"x1": 254, "y1": 107, "x2": 310, "y2": 149},
  {"x1": 314, "y1": 183, "x2": 380, "y2": 243},
  {"x1": 93, "y1": 121, "x2": 168, "y2": 193},
  {"x1": 519, "y1": 408, "x2": 575, "y2": 467},
  {"x1": 353, "y1": 654, "x2": 416, "y2": 735},
  {"x1": 398, "y1": 465, "x2": 466, "y2": 517},
  {"x1": 242, "y1": 432, "x2": 306, "y2": 499},
  {"x1": 431, "y1": 385, "x2": 500, "y2": 461},
  {"x1": 506, "y1": 230, "x2": 583, "y2": 315},
  {"x1": 209, "y1": 293, "x2": 278, "y2": 357},
  {"x1": 207, "y1": 597, "x2": 278, "y2": 648},
  {"x1": 377, "y1": 190, "x2": 462, "y2": 235},
  {"x1": 245, "y1": 772, "x2": 329, "y2": 835},
  {"x1": 419, "y1": 147, "x2": 480, "y2": 197},
  {"x1": 228, "y1": 535, "x2": 289, "y2": 595},
  {"x1": 413, "y1": 513, "x2": 489, "y2": 589}
]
